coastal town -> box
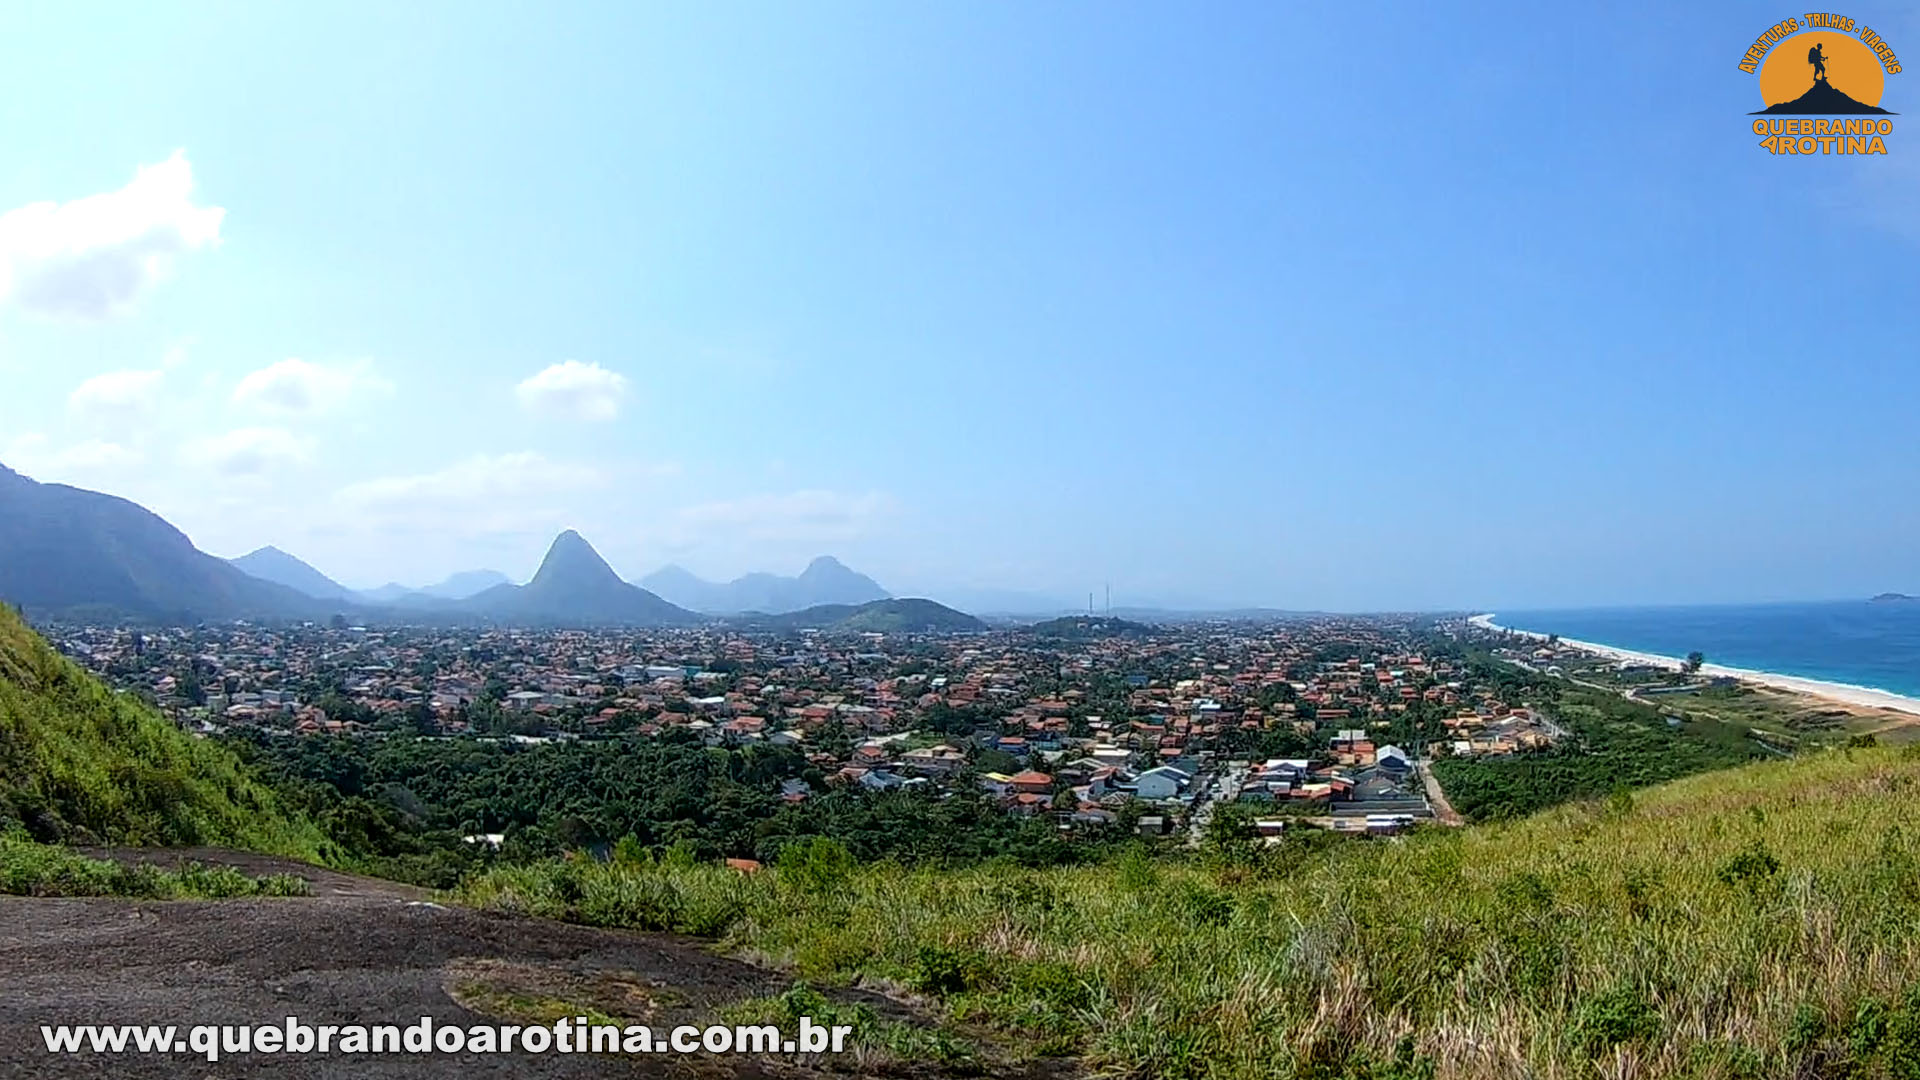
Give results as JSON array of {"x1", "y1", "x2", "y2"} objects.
[{"x1": 42, "y1": 614, "x2": 1583, "y2": 843}]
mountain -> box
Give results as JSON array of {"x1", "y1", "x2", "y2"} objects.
[
  {"x1": 728, "y1": 597, "x2": 985, "y2": 633},
  {"x1": 639, "y1": 556, "x2": 889, "y2": 614},
  {"x1": 0, "y1": 603, "x2": 325, "y2": 853},
  {"x1": 1871, "y1": 592, "x2": 1917, "y2": 603},
  {"x1": 419, "y1": 569, "x2": 512, "y2": 600},
  {"x1": 229, "y1": 546, "x2": 356, "y2": 601},
  {"x1": 1027, "y1": 615, "x2": 1156, "y2": 639},
  {"x1": 0, "y1": 464, "x2": 328, "y2": 622},
  {"x1": 357, "y1": 570, "x2": 513, "y2": 606},
  {"x1": 636, "y1": 564, "x2": 726, "y2": 610},
  {"x1": 1752, "y1": 76, "x2": 1893, "y2": 114},
  {"x1": 461, "y1": 531, "x2": 698, "y2": 627},
  {"x1": 359, "y1": 583, "x2": 416, "y2": 604}
]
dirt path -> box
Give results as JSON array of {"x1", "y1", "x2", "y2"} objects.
[
  {"x1": 1418, "y1": 761, "x2": 1465, "y2": 826},
  {"x1": 2, "y1": 851, "x2": 1059, "y2": 1079}
]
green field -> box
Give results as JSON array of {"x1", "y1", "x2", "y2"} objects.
[{"x1": 459, "y1": 745, "x2": 1920, "y2": 1079}]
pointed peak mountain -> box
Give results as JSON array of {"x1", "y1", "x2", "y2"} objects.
[
  {"x1": 229, "y1": 545, "x2": 356, "y2": 601},
  {"x1": 529, "y1": 530, "x2": 623, "y2": 588},
  {"x1": 458, "y1": 531, "x2": 696, "y2": 627}
]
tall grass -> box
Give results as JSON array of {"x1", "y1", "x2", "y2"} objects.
[
  {"x1": 459, "y1": 747, "x2": 1920, "y2": 1079},
  {"x1": 0, "y1": 606, "x2": 329, "y2": 859},
  {"x1": 0, "y1": 838, "x2": 310, "y2": 898}
]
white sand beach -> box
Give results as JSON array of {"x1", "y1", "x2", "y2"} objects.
[{"x1": 1469, "y1": 613, "x2": 1920, "y2": 718}]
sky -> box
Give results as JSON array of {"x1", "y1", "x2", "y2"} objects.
[{"x1": 1, "y1": 1, "x2": 1916, "y2": 612}]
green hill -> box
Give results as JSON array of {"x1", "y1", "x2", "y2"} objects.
[
  {"x1": 0, "y1": 604, "x2": 326, "y2": 858},
  {"x1": 730, "y1": 598, "x2": 985, "y2": 633},
  {"x1": 1026, "y1": 614, "x2": 1154, "y2": 638},
  {"x1": 463, "y1": 745, "x2": 1920, "y2": 1079}
]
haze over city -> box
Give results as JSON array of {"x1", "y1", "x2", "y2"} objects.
[{"x1": 2, "y1": 2, "x2": 1916, "y2": 612}]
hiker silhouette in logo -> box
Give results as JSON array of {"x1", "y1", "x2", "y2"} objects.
[{"x1": 1810, "y1": 42, "x2": 1829, "y2": 82}]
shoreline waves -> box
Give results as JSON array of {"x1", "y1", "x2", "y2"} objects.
[{"x1": 1469, "y1": 612, "x2": 1920, "y2": 718}]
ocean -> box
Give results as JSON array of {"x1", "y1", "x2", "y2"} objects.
[{"x1": 1493, "y1": 601, "x2": 1920, "y2": 699}]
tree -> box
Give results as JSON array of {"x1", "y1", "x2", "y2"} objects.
[{"x1": 1683, "y1": 651, "x2": 1705, "y2": 675}]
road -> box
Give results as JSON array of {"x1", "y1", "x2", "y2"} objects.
[
  {"x1": 1416, "y1": 761, "x2": 1465, "y2": 826},
  {"x1": 1185, "y1": 762, "x2": 1249, "y2": 845}
]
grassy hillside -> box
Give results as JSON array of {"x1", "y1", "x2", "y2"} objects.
[
  {"x1": 1432, "y1": 685, "x2": 1772, "y2": 821},
  {"x1": 0, "y1": 604, "x2": 327, "y2": 858},
  {"x1": 731, "y1": 598, "x2": 986, "y2": 633},
  {"x1": 461, "y1": 746, "x2": 1920, "y2": 1079}
]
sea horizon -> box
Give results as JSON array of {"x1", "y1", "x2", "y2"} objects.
[{"x1": 1487, "y1": 599, "x2": 1920, "y2": 701}]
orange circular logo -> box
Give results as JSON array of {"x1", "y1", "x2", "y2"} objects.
[{"x1": 1756, "y1": 30, "x2": 1889, "y2": 113}]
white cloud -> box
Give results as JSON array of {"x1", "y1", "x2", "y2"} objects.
[
  {"x1": 232, "y1": 357, "x2": 391, "y2": 416},
  {"x1": 0, "y1": 151, "x2": 225, "y2": 319},
  {"x1": 68, "y1": 368, "x2": 167, "y2": 427},
  {"x1": 334, "y1": 452, "x2": 610, "y2": 534},
  {"x1": 4, "y1": 433, "x2": 143, "y2": 476},
  {"x1": 671, "y1": 489, "x2": 895, "y2": 543},
  {"x1": 181, "y1": 427, "x2": 312, "y2": 476},
  {"x1": 514, "y1": 360, "x2": 628, "y2": 422}
]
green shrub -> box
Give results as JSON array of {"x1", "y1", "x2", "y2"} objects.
[
  {"x1": 1568, "y1": 984, "x2": 1660, "y2": 1051},
  {"x1": 1715, "y1": 840, "x2": 1780, "y2": 890},
  {"x1": 0, "y1": 841, "x2": 310, "y2": 899},
  {"x1": 912, "y1": 945, "x2": 991, "y2": 996},
  {"x1": 777, "y1": 837, "x2": 856, "y2": 897}
]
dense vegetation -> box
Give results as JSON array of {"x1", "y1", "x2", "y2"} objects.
[
  {"x1": 229, "y1": 730, "x2": 1091, "y2": 884},
  {"x1": 1026, "y1": 615, "x2": 1155, "y2": 639},
  {"x1": 0, "y1": 838, "x2": 309, "y2": 898},
  {"x1": 731, "y1": 598, "x2": 986, "y2": 633},
  {"x1": 464, "y1": 746, "x2": 1920, "y2": 1080},
  {"x1": 1432, "y1": 683, "x2": 1771, "y2": 821},
  {"x1": 0, "y1": 604, "x2": 326, "y2": 857}
]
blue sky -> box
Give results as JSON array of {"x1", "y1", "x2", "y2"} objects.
[{"x1": 1, "y1": 1, "x2": 1915, "y2": 611}]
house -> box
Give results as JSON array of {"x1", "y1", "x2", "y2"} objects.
[
  {"x1": 1365, "y1": 814, "x2": 1416, "y2": 836},
  {"x1": 1071, "y1": 803, "x2": 1118, "y2": 826},
  {"x1": 902, "y1": 745, "x2": 966, "y2": 776},
  {"x1": 1009, "y1": 769, "x2": 1054, "y2": 795},
  {"x1": 858, "y1": 770, "x2": 907, "y2": 792},
  {"x1": 1010, "y1": 792, "x2": 1052, "y2": 816},
  {"x1": 1136, "y1": 814, "x2": 1172, "y2": 837},
  {"x1": 979, "y1": 772, "x2": 1016, "y2": 796},
  {"x1": 1376, "y1": 744, "x2": 1411, "y2": 775},
  {"x1": 1131, "y1": 765, "x2": 1191, "y2": 801}
]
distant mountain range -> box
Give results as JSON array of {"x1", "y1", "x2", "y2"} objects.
[
  {"x1": 461, "y1": 531, "x2": 697, "y2": 626},
  {"x1": 357, "y1": 570, "x2": 513, "y2": 604},
  {"x1": 0, "y1": 462, "x2": 988, "y2": 632},
  {"x1": 639, "y1": 556, "x2": 889, "y2": 614},
  {"x1": 229, "y1": 548, "x2": 510, "y2": 606},
  {"x1": 0, "y1": 464, "x2": 324, "y2": 622}
]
